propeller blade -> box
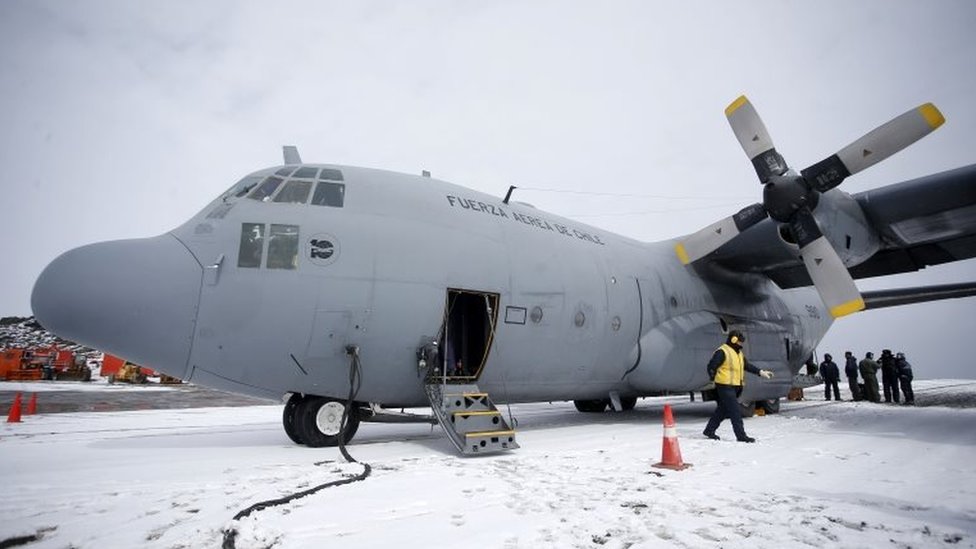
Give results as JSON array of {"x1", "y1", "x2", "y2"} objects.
[
  {"x1": 802, "y1": 103, "x2": 945, "y2": 192},
  {"x1": 790, "y1": 209, "x2": 864, "y2": 318},
  {"x1": 674, "y1": 203, "x2": 767, "y2": 264},
  {"x1": 725, "y1": 95, "x2": 789, "y2": 183}
]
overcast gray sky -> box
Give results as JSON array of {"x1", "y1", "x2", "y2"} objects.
[{"x1": 1, "y1": 1, "x2": 974, "y2": 378}]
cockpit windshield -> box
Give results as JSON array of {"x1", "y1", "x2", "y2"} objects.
[{"x1": 245, "y1": 167, "x2": 346, "y2": 207}]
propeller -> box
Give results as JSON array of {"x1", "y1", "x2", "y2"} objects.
[{"x1": 674, "y1": 96, "x2": 944, "y2": 318}]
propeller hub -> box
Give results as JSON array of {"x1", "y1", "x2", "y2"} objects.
[{"x1": 763, "y1": 175, "x2": 819, "y2": 222}]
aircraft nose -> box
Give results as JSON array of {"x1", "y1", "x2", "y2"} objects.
[{"x1": 31, "y1": 234, "x2": 202, "y2": 378}]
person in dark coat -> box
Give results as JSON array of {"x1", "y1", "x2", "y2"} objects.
[
  {"x1": 859, "y1": 352, "x2": 881, "y2": 403},
  {"x1": 702, "y1": 330, "x2": 774, "y2": 443},
  {"x1": 819, "y1": 354, "x2": 841, "y2": 401},
  {"x1": 895, "y1": 352, "x2": 915, "y2": 405},
  {"x1": 879, "y1": 349, "x2": 901, "y2": 403},
  {"x1": 844, "y1": 351, "x2": 861, "y2": 401}
]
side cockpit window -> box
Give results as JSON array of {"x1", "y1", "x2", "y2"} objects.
[
  {"x1": 267, "y1": 224, "x2": 299, "y2": 270},
  {"x1": 237, "y1": 223, "x2": 299, "y2": 270},
  {"x1": 238, "y1": 223, "x2": 265, "y2": 268}
]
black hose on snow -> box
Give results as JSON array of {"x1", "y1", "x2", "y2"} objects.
[{"x1": 222, "y1": 347, "x2": 372, "y2": 549}]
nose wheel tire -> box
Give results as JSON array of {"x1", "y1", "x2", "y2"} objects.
[
  {"x1": 282, "y1": 393, "x2": 305, "y2": 444},
  {"x1": 295, "y1": 396, "x2": 360, "y2": 447}
]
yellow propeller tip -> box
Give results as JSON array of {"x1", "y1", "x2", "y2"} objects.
[
  {"x1": 725, "y1": 95, "x2": 749, "y2": 117},
  {"x1": 674, "y1": 243, "x2": 691, "y2": 265},
  {"x1": 829, "y1": 298, "x2": 866, "y2": 319},
  {"x1": 919, "y1": 103, "x2": 945, "y2": 129}
]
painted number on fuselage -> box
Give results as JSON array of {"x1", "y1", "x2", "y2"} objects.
[{"x1": 307, "y1": 234, "x2": 340, "y2": 266}]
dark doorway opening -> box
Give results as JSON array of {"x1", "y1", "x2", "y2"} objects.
[{"x1": 440, "y1": 289, "x2": 499, "y2": 381}]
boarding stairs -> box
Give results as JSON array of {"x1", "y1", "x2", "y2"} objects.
[{"x1": 424, "y1": 381, "x2": 519, "y2": 455}]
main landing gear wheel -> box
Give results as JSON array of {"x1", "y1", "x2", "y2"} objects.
[
  {"x1": 295, "y1": 396, "x2": 360, "y2": 447},
  {"x1": 574, "y1": 399, "x2": 608, "y2": 413},
  {"x1": 282, "y1": 393, "x2": 305, "y2": 444},
  {"x1": 619, "y1": 397, "x2": 638, "y2": 411}
]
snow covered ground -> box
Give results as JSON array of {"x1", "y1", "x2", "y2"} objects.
[{"x1": 2, "y1": 380, "x2": 975, "y2": 548}]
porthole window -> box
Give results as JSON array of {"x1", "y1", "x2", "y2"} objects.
[
  {"x1": 574, "y1": 311, "x2": 586, "y2": 327},
  {"x1": 530, "y1": 306, "x2": 543, "y2": 323}
]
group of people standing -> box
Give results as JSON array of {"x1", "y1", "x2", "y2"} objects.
[{"x1": 819, "y1": 349, "x2": 915, "y2": 404}]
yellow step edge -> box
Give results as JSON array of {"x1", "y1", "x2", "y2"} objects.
[
  {"x1": 454, "y1": 410, "x2": 500, "y2": 417},
  {"x1": 464, "y1": 429, "x2": 515, "y2": 438},
  {"x1": 443, "y1": 392, "x2": 488, "y2": 398}
]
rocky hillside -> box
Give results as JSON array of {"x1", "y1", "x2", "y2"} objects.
[{"x1": 0, "y1": 316, "x2": 94, "y2": 354}]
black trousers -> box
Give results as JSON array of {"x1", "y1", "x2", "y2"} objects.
[
  {"x1": 704, "y1": 384, "x2": 748, "y2": 440},
  {"x1": 824, "y1": 380, "x2": 840, "y2": 400},
  {"x1": 882, "y1": 370, "x2": 900, "y2": 402},
  {"x1": 900, "y1": 377, "x2": 915, "y2": 403}
]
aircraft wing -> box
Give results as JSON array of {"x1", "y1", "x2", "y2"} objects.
[{"x1": 705, "y1": 163, "x2": 976, "y2": 289}]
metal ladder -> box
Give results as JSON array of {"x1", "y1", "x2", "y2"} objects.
[{"x1": 424, "y1": 381, "x2": 519, "y2": 455}]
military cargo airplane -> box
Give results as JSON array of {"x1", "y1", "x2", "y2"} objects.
[{"x1": 31, "y1": 96, "x2": 976, "y2": 454}]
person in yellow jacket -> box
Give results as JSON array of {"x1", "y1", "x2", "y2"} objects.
[{"x1": 702, "y1": 330, "x2": 774, "y2": 443}]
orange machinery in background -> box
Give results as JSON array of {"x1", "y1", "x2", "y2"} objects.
[
  {"x1": 100, "y1": 354, "x2": 181, "y2": 384},
  {"x1": 0, "y1": 346, "x2": 91, "y2": 381}
]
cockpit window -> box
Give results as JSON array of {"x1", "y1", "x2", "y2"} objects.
[
  {"x1": 311, "y1": 181, "x2": 345, "y2": 207},
  {"x1": 275, "y1": 167, "x2": 297, "y2": 177},
  {"x1": 273, "y1": 180, "x2": 313, "y2": 204},
  {"x1": 228, "y1": 175, "x2": 263, "y2": 199},
  {"x1": 237, "y1": 223, "x2": 265, "y2": 268},
  {"x1": 319, "y1": 168, "x2": 344, "y2": 181},
  {"x1": 248, "y1": 176, "x2": 284, "y2": 201},
  {"x1": 292, "y1": 166, "x2": 318, "y2": 179},
  {"x1": 267, "y1": 224, "x2": 299, "y2": 270}
]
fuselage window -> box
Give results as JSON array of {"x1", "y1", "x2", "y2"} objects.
[
  {"x1": 273, "y1": 180, "x2": 313, "y2": 204},
  {"x1": 238, "y1": 223, "x2": 265, "y2": 268},
  {"x1": 292, "y1": 166, "x2": 319, "y2": 179},
  {"x1": 319, "y1": 168, "x2": 344, "y2": 181},
  {"x1": 267, "y1": 224, "x2": 299, "y2": 270},
  {"x1": 311, "y1": 181, "x2": 345, "y2": 207}
]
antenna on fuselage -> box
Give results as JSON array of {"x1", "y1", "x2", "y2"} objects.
[
  {"x1": 283, "y1": 145, "x2": 302, "y2": 164},
  {"x1": 503, "y1": 185, "x2": 517, "y2": 204}
]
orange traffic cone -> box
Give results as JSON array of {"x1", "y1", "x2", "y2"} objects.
[
  {"x1": 26, "y1": 393, "x2": 37, "y2": 415},
  {"x1": 6, "y1": 393, "x2": 23, "y2": 423},
  {"x1": 652, "y1": 404, "x2": 691, "y2": 470}
]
